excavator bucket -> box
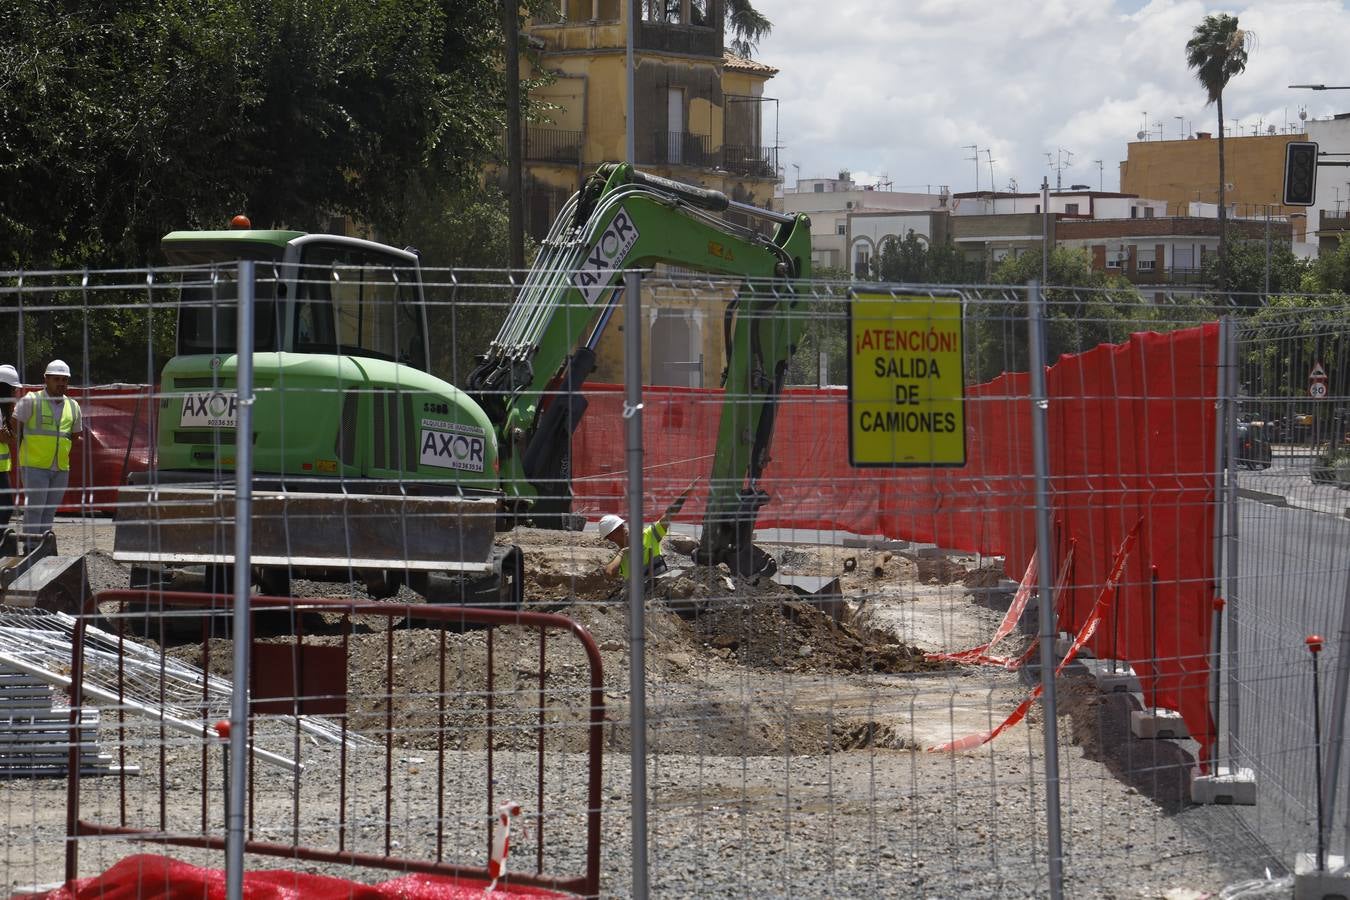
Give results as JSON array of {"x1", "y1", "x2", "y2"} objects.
[
  {"x1": 0, "y1": 530, "x2": 92, "y2": 615},
  {"x1": 112, "y1": 486, "x2": 501, "y2": 574}
]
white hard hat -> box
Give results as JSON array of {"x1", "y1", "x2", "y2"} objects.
[
  {"x1": 44, "y1": 359, "x2": 71, "y2": 377},
  {"x1": 598, "y1": 514, "x2": 625, "y2": 539},
  {"x1": 0, "y1": 365, "x2": 18, "y2": 387}
]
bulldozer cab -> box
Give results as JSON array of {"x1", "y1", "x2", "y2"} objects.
[{"x1": 163, "y1": 231, "x2": 430, "y2": 372}]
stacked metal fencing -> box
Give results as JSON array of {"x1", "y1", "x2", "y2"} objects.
[{"x1": 0, "y1": 262, "x2": 1347, "y2": 897}]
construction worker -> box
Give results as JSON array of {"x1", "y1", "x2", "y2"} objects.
[
  {"x1": 600, "y1": 480, "x2": 698, "y2": 581},
  {"x1": 0, "y1": 364, "x2": 19, "y2": 529},
  {"x1": 15, "y1": 360, "x2": 82, "y2": 548}
]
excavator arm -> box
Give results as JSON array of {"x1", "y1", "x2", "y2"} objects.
[{"x1": 467, "y1": 163, "x2": 812, "y2": 574}]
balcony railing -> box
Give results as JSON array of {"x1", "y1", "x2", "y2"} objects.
[
  {"x1": 721, "y1": 143, "x2": 776, "y2": 178},
  {"x1": 649, "y1": 131, "x2": 714, "y2": 168},
  {"x1": 1109, "y1": 265, "x2": 1210, "y2": 286},
  {"x1": 522, "y1": 126, "x2": 583, "y2": 164}
]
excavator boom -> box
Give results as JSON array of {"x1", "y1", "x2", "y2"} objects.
[{"x1": 468, "y1": 163, "x2": 813, "y2": 573}]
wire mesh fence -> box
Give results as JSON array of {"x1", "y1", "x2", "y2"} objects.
[{"x1": 0, "y1": 258, "x2": 1345, "y2": 897}]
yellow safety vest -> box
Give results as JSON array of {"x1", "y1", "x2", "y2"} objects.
[
  {"x1": 19, "y1": 393, "x2": 76, "y2": 471},
  {"x1": 0, "y1": 440, "x2": 9, "y2": 473},
  {"x1": 619, "y1": 521, "x2": 668, "y2": 580}
]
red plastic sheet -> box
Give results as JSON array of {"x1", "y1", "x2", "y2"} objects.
[{"x1": 25, "y1": 853, "x2": 572, "y2": 900}]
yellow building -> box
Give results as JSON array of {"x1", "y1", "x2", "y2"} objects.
[
  {"x1": 1119, "y1": 131, "x2": 1308, "y2": 238},
  {"x1": 517, "y1": 0, "x2": 782, "y2": 386}
]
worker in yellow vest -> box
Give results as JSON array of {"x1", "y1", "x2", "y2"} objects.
[
  {"x1": 0, "y1": 364, "x2": 19, "y2": 530},
  {"x1": 600, "y1": 479, "x2": 699, "y2": 582},
  {"x1": 15, "y1": 360, "x2": 82, "y2": 550}
]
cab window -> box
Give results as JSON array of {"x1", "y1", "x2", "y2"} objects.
[{"x1": 296, "y1": 243, "x2": 425, "y2": 366}]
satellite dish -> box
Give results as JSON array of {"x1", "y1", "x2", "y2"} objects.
[
  {"x1": 1136, "y1": 131, "x2": 1146, "y2": 140},
  {"x1": 1267, "y1": 124, "x2": 1277, "y2": 134},
  {"x1": 1300, "y1": 108, "x2": 1308, "y2": 121}
]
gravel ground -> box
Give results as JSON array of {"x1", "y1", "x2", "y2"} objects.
[{"x1": 0, "y1": 520, "x2": 1289, "y2": 896}]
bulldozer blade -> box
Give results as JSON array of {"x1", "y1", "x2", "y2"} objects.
[{"x1": 113, "y1": 486, "x2": 500, "y2": 573}]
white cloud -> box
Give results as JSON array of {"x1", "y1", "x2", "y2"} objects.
[{"x1": 751, "y1": 0, "x2": 1350, "y2": 192}]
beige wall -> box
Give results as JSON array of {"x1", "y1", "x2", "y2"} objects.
[{"x1": 1119, "y1": 133, "x2": 1307, "y2": 236}]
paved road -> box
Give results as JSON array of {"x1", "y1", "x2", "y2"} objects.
[
  {"x1": 1239, "y1": 452, "x2": 1349, "y2": 519},
  {"x1": 1219, "y1": 472, "x2": 1350, "y2": 864}
]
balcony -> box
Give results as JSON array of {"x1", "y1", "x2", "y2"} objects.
[
  {"x1": 523, "y1": 126, "x2": 583, "y2": 165},
  {"x1": 649, "y1": 130, "x2": 715, "y2": 168},
  {"x1": 721, "y1": 143, "x2": 776, "y2": 179},
  {"x1": 1107, "y1": 265, "x2": 1209, "y2": 286}
]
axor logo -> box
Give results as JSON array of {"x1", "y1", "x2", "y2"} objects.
[
  {"x1": 571, "y1": 208, "x2": 640, "y2": 306},
  {"x1": 419, "y1": 426, "x2": 485, "y2": 473},
  {"x1": 180, "y1": 391, "x2": 239, "y2": 428}
]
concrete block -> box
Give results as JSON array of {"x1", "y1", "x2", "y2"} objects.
[
  {"x1": 1080, "y1": 659, "x2": 1141, "y2": 693},
  {"x1": 1130, "y1": 707, "x2": 1189, "y2": 740},
  {"x1": 1294, "y1": 853, "x2": 1350, "y2": 900},
  {"x1": 1190, "y1": 765, "x2": 1256, "y2": 806},
  {"x1": 1054, "y1": 634, "x2": 1094, "y2": 659}
]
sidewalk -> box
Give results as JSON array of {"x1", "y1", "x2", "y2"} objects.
[{"x1": 1238, "y1": 458, "x2": 1350, "y2": 518}]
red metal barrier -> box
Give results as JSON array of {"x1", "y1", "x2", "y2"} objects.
[{"x1": 66, "y1": 592, "x2": 604, "y2": 897}]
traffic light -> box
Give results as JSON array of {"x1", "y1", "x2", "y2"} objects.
[{"x1": 1284, "y1": 141, "x2": 1319, "y2": 205}]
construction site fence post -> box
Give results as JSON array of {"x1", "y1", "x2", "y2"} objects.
[
  {"x1": 1027, "y1": 280, "x2": 1065, "y2": 899},
  {"x1": 1222, "y1": 314, "x2": 1241, "y2": 776},
  {"x1": 623, "y1": 269, "x2": 649, "y2": 899},
  {"x1": 1209, "y1": 316, "x2": 1229, "y2": 772},
  {"x1": 227, "y1": 259, "x2": 255, "y2": 900},
  {"x1": 1325, "y1": 567, "x2": 1350, "y2": 853}
]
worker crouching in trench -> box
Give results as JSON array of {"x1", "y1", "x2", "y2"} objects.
[{"x1": 598, "y1": 480, "x2": 698, "y2": 587}]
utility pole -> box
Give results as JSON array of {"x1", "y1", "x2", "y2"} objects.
[
  {"x1": 1041, "y1": 176, "x2": 1050, "y2": 284},
  {"x1": 503, "y1": 0, "x2": 524, "y2": 272},
  {"x1": 1264, "y1": 204, "x2": 1272, "y2": 297}
]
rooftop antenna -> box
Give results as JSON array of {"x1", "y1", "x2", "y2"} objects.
[
  {"x1": 1093, "y1": 159, "x2": 1104, "y2": 191},
  {"x1": 1175, "y1": 115, "x2": 1185, "y2": 139},
  {"x1": 963, "y1": 144, "x2": 980, "y2": 192},
  {"x1": 983, "y1": 149, "x2": 996, "y2": 198},
  {"x1": 1142, "y1": 111, "x2": 1149, "y2": 141},
  {"x1": 1047, "y1": 146, "x2": 1074, "y2": 191}
]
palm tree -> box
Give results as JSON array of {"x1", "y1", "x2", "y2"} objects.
[{"x1": 1185, "y1": 13, "x2": 1252, "y2": 295}]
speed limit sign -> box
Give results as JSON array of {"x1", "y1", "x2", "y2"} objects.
[{"x1": 1311, "y1": 381, "x2": 1328, "y2": 399}]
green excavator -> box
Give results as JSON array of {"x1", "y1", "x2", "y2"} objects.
[{"x1": 113, "y1": 163, "x2": 813, "y2": 604}]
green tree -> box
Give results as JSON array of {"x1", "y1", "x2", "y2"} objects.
[
  {"x1": 1201, "y1": 233, "x2": 1309, "y2": 302},
  {"x1": 971, "y1": 247, "x2": 1146, "y2": 381},
  {"x1": 725, "y1": 0, "x2": 772, "y2": 57},
  {"x1": 0, "y1": 0, "x2": 513, "y2": 269},
  {"x1": 1306, "y1": 236, "x2": 1350, "y2": 295},
  {"x1": 1185, "y1": 13, "x2": 1253, "y2": 294},
  {"x1": 872, "y1": 231, "x2": 980, "y2": 284}
]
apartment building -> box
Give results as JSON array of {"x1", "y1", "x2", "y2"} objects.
[
  {"x1": 779, "y1": 173, "x2": 948, "y2": 272},
  {"x1": 515, "y1": 0, "x2": 783, "y2": 386}
]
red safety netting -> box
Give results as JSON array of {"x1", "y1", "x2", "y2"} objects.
[
  {"x1": 571, "y1": 322, "x2": 1219, "y2": 759},
  {"x1": 22, "y1": 853, "x2": 573, "y2": 900}
]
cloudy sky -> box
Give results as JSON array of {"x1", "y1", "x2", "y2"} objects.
[{"x1": 749, "y1": 0, "x2": 1350, "y2": 194}]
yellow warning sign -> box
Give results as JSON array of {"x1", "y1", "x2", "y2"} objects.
[{"x1": 848, "y1": 292, "x2": 965, "y2": 467}]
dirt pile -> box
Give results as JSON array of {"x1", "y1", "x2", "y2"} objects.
[{"x1": 656, "y1": 567, "x2": 948, "y2": 675}]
